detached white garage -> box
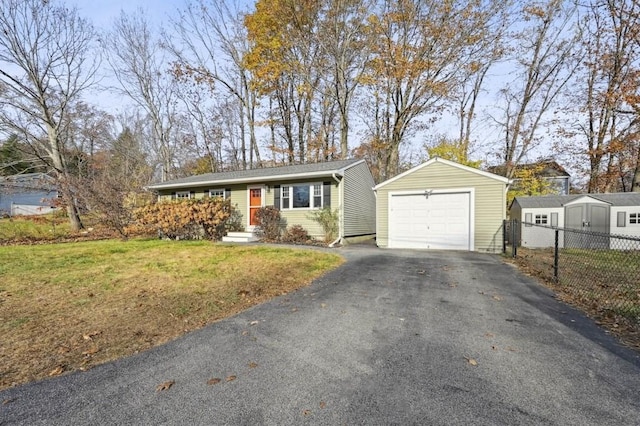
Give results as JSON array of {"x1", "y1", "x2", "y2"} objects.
[{"x1": 374, "y1": 158, "x2": 510, "y2": 252}]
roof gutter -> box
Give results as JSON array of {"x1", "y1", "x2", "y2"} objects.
[
  {"x1": 147, "y1": 169, "x2": 349, "y2": 191},
  {"x1": 328, "y1": 171, "x2": 343, "y2": 248}
]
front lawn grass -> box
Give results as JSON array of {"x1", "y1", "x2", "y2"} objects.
[{"x1": 0, "y1": 239, "x2": 343, "y2": 390}]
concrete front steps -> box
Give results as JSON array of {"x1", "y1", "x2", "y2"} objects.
[{"x1": 222, "y1": 231, "x2": 259, "y2": 243}]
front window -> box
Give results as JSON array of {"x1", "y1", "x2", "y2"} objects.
[
  {"x1": 281, "y1": 183, "x2": 322, "y2": 209},
  {"x1": 631, "y1": 213, "x2": 639, "y2": 225},
  {"x1": 176, "y1": 191, "x2": 190, "y2": 199},
  {"x1": 535, "y1": 214, "x2": 548, "y2": 225},
  {"x1": 209, "y1": 189, "x2": 225, "y2": 199}
]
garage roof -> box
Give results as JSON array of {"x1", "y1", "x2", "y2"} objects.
[{"x1": 373, "y1": 157, "x2": 510, "y2": 190}]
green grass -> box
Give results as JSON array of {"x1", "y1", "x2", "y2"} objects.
[
  {"x1": 0, "y1": 214, "x2": 73, "y2": 241},
  {"x1": 0, "y1": 239, "x2": 344, "y2": 389}
]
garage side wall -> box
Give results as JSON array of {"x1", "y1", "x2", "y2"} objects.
[
  {"x1": 376, "y1": 162, "x2": 506, "y2": 252},
  {"x1": 343, "y1": 162, "x2": 376, "y2": 237}
]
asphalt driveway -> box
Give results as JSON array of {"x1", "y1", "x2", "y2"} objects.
[{"x1": 2, "y1": 246, "x2": 640, "y2": 425}]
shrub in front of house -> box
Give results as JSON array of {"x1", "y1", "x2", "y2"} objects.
[
  {"x1": 132, "y1": 198, "x2": 235, "y2": 240},
  {"x1": 254, "y1": 206, "x2": 283, "y2": 241},
  {"x1": 308, "y1": 207, "x2": 339, "y2": 243},
  {"x1": 281, "y1": 224, "x2": 311, "y2": 244}
]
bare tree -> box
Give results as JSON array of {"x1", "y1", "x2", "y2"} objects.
[
  {"x1": 494, "y1": 0, "x2": 580, "y2": 180},
  {"x1": 0, "y1": 0, "x2": 98, "y2": 230},
  {"x1": 104, "y1": 9, "x2": 179, "y2": 182},
  {"x1": 361, "y1": 0, "x2": 506, "y2": 180},
  {"x1": 317, "y1": 0, "x2": 371, "y2": 159},
  {"x1": 169, "y1": 0, "x2": 261, "y2": 169}
]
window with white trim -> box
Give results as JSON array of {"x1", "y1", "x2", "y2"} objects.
[
  {"x1": 209, "y1": 189, "x2": 225, "y2": 199},
  {"x1": 631, "y1": 212, "x2": 639, "y2": 225},
  {"x1": 535, "y1": 214, "x2": 548, "y2": 225},
  {"x1": 176, "y1": 191, "x2": 190, "y2": 199},
  {"x1": 280, "y1": 183, "x2": 322, "y2": 209}
]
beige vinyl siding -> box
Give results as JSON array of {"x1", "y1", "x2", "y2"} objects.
[
  {"x1": 342, "y1": 161, "x2": 376, "y2": 237},
  {"x1": 376, "y1": 161, "x2": 506, "y2": 252}
]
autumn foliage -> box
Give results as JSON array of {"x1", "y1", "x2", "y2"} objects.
[{"x1": 132, "y1": 198, "x2": 239, "y2": 240}]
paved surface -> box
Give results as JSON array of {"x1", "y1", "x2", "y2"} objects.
[{"x1": 1, "y1": 246, "x2": 640, "y2": 425}]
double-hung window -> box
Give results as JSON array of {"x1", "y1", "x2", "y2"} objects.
[
  {"x1": 631, "y1": 213, "x2": 639, "y2": 225},
  {"x1": 209, "y1": 189, "x2": 225, "y2": 199},
  {"x1": 535, "y1": 214, "x2": 548, "y2": 225},
  {"x1": 280, "y1": 183, "x2": 322, "y2": 209}
]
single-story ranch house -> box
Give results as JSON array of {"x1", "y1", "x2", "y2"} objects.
[
  {"x1": 147, "y1": 158, "x2": 376, "y2": 243},
  {"x1": 374, "y1": 157, "x2": 510, "y2": 252},
  {"x1": 510, "y1": 193, "x2": 640, "y2": 248}
]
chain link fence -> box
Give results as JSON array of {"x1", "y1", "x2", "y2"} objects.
[{"x1": 503, "y1": 219, "x2": 640, "y2": 329}]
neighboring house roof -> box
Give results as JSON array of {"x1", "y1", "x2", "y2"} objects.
[
  {"x1": 373, "y1": 157, "x2": 511, "y2": 191},
  {"x1": 0, "y1": 173, "x2": 57, "y2": 192},
  {"x1": 512, "y1": 193, "x2": 640, "y2": 209},
  {"x1": 147, "y1": 158, "x2": 365, "y2": 190},
  {"x1": 487, "y1": 160, "x2": 571, "y2": 178}
]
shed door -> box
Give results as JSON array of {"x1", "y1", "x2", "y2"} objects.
[
  {"x1": 389, "y1": 192, "x2": 471, "y2": 250},
  {"x1": 564, "y1": 203, "x2": 610, "y2": 249}
]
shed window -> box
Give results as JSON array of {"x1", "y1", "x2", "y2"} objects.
[
  {"x1": 631, "y1": 213, "x2": 639, "y2": 225},
  {"x1": 535, "y1": 214, "x2": 548, "y2": 225}
]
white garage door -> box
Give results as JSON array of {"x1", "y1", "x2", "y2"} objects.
[{"x1": 389, "y1": 192, "x2": 471, "y2": 250}]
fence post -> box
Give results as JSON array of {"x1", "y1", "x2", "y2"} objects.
[
  {"x1": 502, "y1": 219, "x2": 507, "y2": 254},
  {"x1": 512, "y1": 219, "x2": 517, "y2": 258},
  {"x1": 553, "y1": 228, "x2": 559, "y2": 282}
]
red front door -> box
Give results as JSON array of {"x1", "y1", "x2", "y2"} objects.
[{"x1": 249, "y1": 188, "x2": 262, "y2": 226}]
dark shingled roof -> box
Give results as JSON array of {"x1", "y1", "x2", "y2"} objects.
[
  {"x1": 513, "y1": 193, "x2": 640, "y2": 208},
  {"x1": 148, "y1": 158, "x2": 364, "y2": 190}
]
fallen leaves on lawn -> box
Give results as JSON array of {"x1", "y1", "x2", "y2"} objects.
[
  {"x1": 81, "y1": 347, "x2": 99, "y2": 356},
  {"x1": 492, "y1": 295, "x2": 502, "y2": 301},
  {"x1": 82, "y1": 331, "x2": 102, "y2": 341},
  {"x1": 48, "y1": 365, "x2": 64, "y2": 377},
  {"x1": 249, "y1": 321, "x2": 259, "y2": 326},
  {"x1": 248, "y1": 362, "x2": 258, "y2": 369},
  {"x1": 156, "y1": 380, "x2": 175, "y2": 392},
  {"x1": 226, "y1": 375, "x2": 236, "y2": 382},
  {"x1": 319, "y1": 401, "x2": 326, "y2": 409},
  {"x1": 303, "y1": 409, "x2": 311, "y2": 416}
]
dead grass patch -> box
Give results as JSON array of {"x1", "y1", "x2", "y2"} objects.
[{"x1": 0, "y1": 239, "x2": 343, "y2": 390}]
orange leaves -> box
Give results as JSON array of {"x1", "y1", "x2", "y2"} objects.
[
  {"x1": 156, "y1": 380, "x2": 175, "y2": 392},
  {"x1": 133, "y1": 198, "x2": 235, "y2": 241}
]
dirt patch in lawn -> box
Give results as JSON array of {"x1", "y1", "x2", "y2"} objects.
[
  {"x1": 506, "y1": 247, "x2": 640, "y2": 351},
  {"x1": 0, "y1": 239, "x2": 343, "y2": 390}
]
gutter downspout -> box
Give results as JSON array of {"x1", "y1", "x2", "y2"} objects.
[{"x1": 328, "y1": 172, "x2": 343, "y2": 247}]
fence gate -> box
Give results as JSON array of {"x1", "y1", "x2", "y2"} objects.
[{"x1": 564, "y1": 203, "x2": 610, "y2": 249}]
